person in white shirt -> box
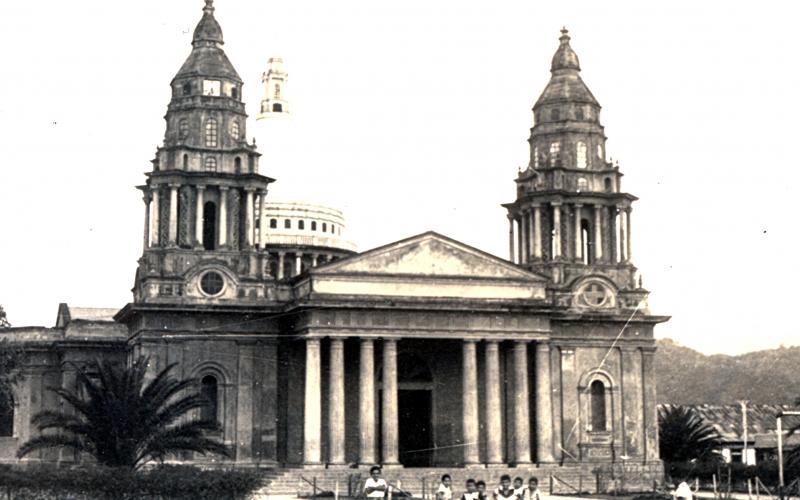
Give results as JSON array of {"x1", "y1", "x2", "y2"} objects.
[
  {"x1": 512, "y1": 477, "x2": 525, "y2": 500},
  {"x1": 364, "y1": 466, "x2": 388, "y2": 499},
  {"x1": 436, "y1": 474, "x2": 453, "y2": 500},
  {"x1": 461, "y1": 479, "x2": 478, "y2": 500},
  {"x1": 524, "y1": 477, "x2": 542, "y2": 500},
  {"x1": 494, "y1": 475, "x2": 517, "y2": 500}
]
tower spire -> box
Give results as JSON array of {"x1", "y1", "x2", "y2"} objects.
[
  {"x1": 193, "y1": 0, "x2": 223, "y2": 46},
  {"x1": 551, "y1": 27, "x2": 580, "y2": 72}
]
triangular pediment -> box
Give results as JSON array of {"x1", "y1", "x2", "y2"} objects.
[{"x1": 315, "y1": 232, "x2": 546, "y2": 282}]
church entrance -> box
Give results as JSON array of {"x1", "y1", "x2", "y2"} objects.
[
  {"x1": 397, "y1": 352, "x2": 434, "y2": 467},
  {"x1": 398, "y1": 389, "x2": 433, "y2": 466}
]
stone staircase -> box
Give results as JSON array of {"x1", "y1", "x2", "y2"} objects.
[{"x1": 250, "y1": 463, "x2": 662, "y2": 497}]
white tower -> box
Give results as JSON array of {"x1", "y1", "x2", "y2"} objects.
[{"x1": 258, "y1": 57, "x2": 289, "y2": 118}]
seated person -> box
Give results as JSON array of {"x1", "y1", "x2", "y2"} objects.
[
  {"x1": 476, "y1": 480, "x2": 488, "y2": 500},
  {"x1": 364, "y1": 466, "x2": 388, "y2": 499},
  {"x1": 525, "y1": 477, "x2": 541, "y2": 500},
  {"x1": 437, "y1": 474, "x2": 453, "y2": 500},
  {"x1": 513, "y1": 477, "x2": 524, "y2": 499},
  {"x1": 461, "y1": 479, "x2": 478, "y2": 500},
  {"x1": 494, "y1": 475, "x2": 517, "y2": 500}
]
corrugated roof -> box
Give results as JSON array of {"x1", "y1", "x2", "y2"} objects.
[{"x1": 659, "y1": 404, "x2": 800, "y2": 443}]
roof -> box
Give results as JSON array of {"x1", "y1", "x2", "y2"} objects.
[
  {"x1": 55, "y1": 303, "x2": 120, "y2": 328},
  {"x1": 534, "y1": 29, "x2": 599, "y2": 109},
  {"x1": 172, "y1": 0, "x2": 242, "y2": 83},
  {"x1": 659, "y1": 404, "x2": 800, "y2": 443}
]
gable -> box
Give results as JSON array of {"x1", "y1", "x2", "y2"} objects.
[{"x1": 304, "y1": 232, "x2": 548, "y2": 301}]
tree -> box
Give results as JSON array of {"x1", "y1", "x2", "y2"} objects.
[
  {"x1": 658, "y1": 405, "x2": 722, "y2": 463},
  {"x1": 17, "y1": 357, "x2": 231, "y2": 468},
  {"x1": 0, "y1": 304, "x2": 25, "y2": 417}
]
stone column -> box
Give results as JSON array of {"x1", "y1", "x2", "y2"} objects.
[
  {"x1": 533, "y1": 205, "x2": 542, "y2": 259},
  {"x1": 517, "y1": 217, "x2": 524, "y2": 265},
  {"x1": 142, "y1": 193, "x2": 151, "y2": 250},
  {"x1": 520, "y1": 212, "x2": 529, "y2": 264},
  {"x1": 277, "y1": 252, "x2": 285, "y2": 280},
  {"x1": 594, "y1": 204, "x2": 604, "y2": 262},
  {"x1": 573, "y1": 204, "x2": 583, "y2": 263},
  {"x1": 528, "y1": 209, "x2": 535, "y2": 260},
  {"x1": 618, "y1": 204, "x2": 627, "y2": 262},
  {"x1": 259, "y1": 190, "x2": 267, "y2": 249},
  {"x1": 552, "y1": 203, "x2": 562, "y2": 259},
  {"x1": 382, "y1": 339, "x2": 399, "y2": 465},
  {"x1": 359, "y1": 339, "x2": 376, "y2": 464},
  {"x1": 150, "y1": 188, "x2": 160, "y2": 246},
  {"x1": 195, "y1": 185, "x2": 205, "y2": 247},
  {"x1": 535, "y1": 342, "x2": 554, "y2": 463},
  {"x1": 513, "y1": 341, "x2": 532, "y2": 464},
  {"x1": 625, "y1": 207, "x2": 633, "y2": 262},
  {"x1": 462, "y1": 340, "x2": 480, "y2": 465},
  {"x1": 312, "y1": 254, "x2": 318, "y2": 267},
  {"x1": 295, "y1": 252, "x2": 303, "y2": 276},
  {"x1": 168, "y1": 184, "x2": 179, "y2": 246},
  {"x1": 610, "y1": 206, "x2": 619, "y2": 264},
  {"x1": 484, "y1": 341, "x2": 503, "y2": 465},
  {"x1": 245, "y1": 188, "x2": 255, "y2": 248},
  {"x1": 508, "y1": 216, "x2": 515, "y2": 263},
  {"x1": 303, "y1": 338, "x2": 322, "y2": 465},
  {"x1": 218, "y1": 186, "x2": 228, "y2": 248},
  {"x1": 328, "y1": 338, "x2": 346, "y2": 465}
]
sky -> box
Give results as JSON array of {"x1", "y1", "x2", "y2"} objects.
[{"x1": 0, "y1": 0, "x2": 798, "y2": 355}]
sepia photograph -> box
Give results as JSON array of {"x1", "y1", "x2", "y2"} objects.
[{"x1": 0, "y1": 0, "x2": 798, "y2": 498}]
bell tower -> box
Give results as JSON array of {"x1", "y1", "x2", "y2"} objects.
[
  {"x1": 504, "y1": 29, "x2": 647, "y2": 312},
  {"x1": 134, "y1": 0, "x2": 275, "y2": 305},
  {"x1": 258, "y1": 57, "x2": 289, "y2": 118}
]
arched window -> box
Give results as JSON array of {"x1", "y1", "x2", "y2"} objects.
[
  {"x1": 269, "y1": 218, "x2": 277, "y2": 229},
  {"x1": 230, "y1": 120, "x2": 240, "y2": 141},
  {"x1": 604, "y1": 177, "x2": 613, "y2": 192},
  {"x1": 234, "y1": 157, "x2": 242, "y2": 174},
  {"x1": 322, "y1": 223, "x2": 327, "y2": 232},
  {"x1": 204, "y1": 157, "x2": 217, "y2": 172},
  {"x1": 577, "y1": 177, "x2": 588, "y2": 191},
  {"x1": 597, "y1": 144, "x2": 603, "y2": 159},
  {"x1": 182, "y1": 82, "x2": 191, "y2": 96},
  {"x1": 200, "y1": 375, "x2": 219, "y2": 424},
  {"x1": 549, "y1": 142, "x2": 561, "y2": 167},
  {"x1": 272, "y1": 103, "x2": 283, "y2": 112},
  {"x1": 298, "y1": 220, "x2": 305, "y2": 230},
  {"x1": 202, "y1": 201, "x2": 217, "y2": 250},
  {"x1": 533, "y1": 146, "x2": 540, "y2": 168},
  {"x1": 331, "y1": 224, "x2": 336, "y2": 234},
  {"x1": 284, "y1": 219, "x2": 291, "y2": 229},
  {"x1": 205, "y1": 118, "x2": 218, "y2": 147},
  {"x1": 576, "y1": 142, "x2": 587, "y2": 169},
  {"x1": 231, "y1": 87, "x2": 238, "y2": 99},
  {"x1": 178, "y1": 119, "x2": 189, "y2": 139},
  {"x1": 182, "y1": 154, "x2": 188, "y2": 169},
  {"x1": 0, "y1": 394, "x2": 13, "y2": 437},
  {"x1": 590, "y1": 380, "x2": 606, "y2": 432},
  {"x1": 311, "y1": 221, "x2": 317, "y2": 231},
  {"x1": 274, "y1": 83, "x2": 281, "y2": 99}
]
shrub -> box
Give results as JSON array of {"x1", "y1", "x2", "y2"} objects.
[{"x1": 0, "y1": 463, "x2": 265, "y2": 499}]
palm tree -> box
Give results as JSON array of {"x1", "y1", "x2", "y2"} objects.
[
  {"x1": 658, "y1": 405, "x2": 722, "y2": 463},
  {"x1": 17, "y1": 357, "x2": 231, "y2": 468}
]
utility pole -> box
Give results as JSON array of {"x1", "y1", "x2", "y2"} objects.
[
  {"x1": 776, "y1": 410, "x2": 800, "y2": 500},
  {"x1": 739, "y1": 400, "x2": 749, "y2": 465}
]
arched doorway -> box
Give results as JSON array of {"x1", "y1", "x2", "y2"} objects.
[{"x1": 397, "y1": 352, "x2": 433, "y2": 466}]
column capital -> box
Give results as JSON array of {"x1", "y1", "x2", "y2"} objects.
[
  {"x1": 535, "y1": 340, "x2": 551, "y2": 351},
  {"x1": 573, "y1": 203, "x2": 583, "y2": 209},
  {"x1": 196, "y1": 184, "x2": 206, "y2": 191},
  {"x1": 168, "y1": 183, "x2": 181, "y2": 189},
  {"x1": 244, "y1": 186, "x2": 256, "y2": 193},
  {"x1": 142, "y1": 192, "x2": 152, "y2": 204},
  {"x1": 551, "y1": 200, "x2": 563, "y2": 207},
  {"x1": 277, "y1": 251, "x2": 285, "y2": 257},
  {"x1": 219, "y1": 185, "x2": 230, "y2": 192}
]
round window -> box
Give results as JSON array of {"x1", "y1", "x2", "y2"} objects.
[{"x1": 200, "y1": 271, "x2": 225, "y2": 296}]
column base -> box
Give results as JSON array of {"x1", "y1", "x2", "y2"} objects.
[
  {"x1": 381, "y1": 462, "x2": 404, "y2": 469},
  {"x1": 485, "y1": 462, "x2": 507, "y2": 468},
  {"x1": 513, "y1": 461, "x2": 533, "y2": 467},
  {"x1": 326, "y1": 463, "x2": 352, "y2": 470},
  {"x1": 302, "y1": 463, "x2": 326, "y2": 469},
  {"x1": 463, "y1": 462, "x2": 483, "y2": 469}
]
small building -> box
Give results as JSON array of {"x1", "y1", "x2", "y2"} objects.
[{"x1": 659, "y1": 404, "x2": 800, "y2": 465}]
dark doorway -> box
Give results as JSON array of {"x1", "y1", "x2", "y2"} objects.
[{"x1": 398, "y1": 389, "x2": 433, "y2": 467}]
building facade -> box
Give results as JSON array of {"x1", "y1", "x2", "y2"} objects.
[{"x1": 0, "y1": 1, "x2": 668, "y2": 490}]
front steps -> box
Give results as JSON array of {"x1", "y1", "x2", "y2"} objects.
[{"x1": 252, "y1": 463, "x2": 664, "y2": 497}]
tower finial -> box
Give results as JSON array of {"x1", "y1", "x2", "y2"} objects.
[{"x1": 203, "y1": 0, "x2": 214, "y2": 14}]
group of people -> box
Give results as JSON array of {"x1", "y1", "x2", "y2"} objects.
[{"x1": 364, "y1": 467, "x2": 543, "y2": 500}]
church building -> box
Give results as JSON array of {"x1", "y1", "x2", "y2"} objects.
[{"x1": 0, "y1": 1, "x2": 668, "y2": 491}]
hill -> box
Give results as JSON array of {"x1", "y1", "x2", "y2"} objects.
[{"x1": 655, "y1": 338, "x2": 800, "y2": 405}]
